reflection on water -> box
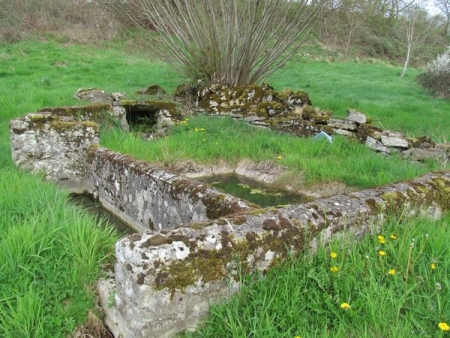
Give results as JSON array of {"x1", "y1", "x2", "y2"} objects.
[
  {"x1": 198, "y1": 174, "x2": 312, "y2": 208},
  {"x1": 69, "y1": 194, "x2": 136, "y2": 236}
]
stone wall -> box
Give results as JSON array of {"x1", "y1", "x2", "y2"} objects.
[
  {"x1": 103, "y1": 171, "x2": 450, "y2": 338},
  {"x1": 9, "y1": 111, "x2": 99, "y2": 193},
  {"x1": 183, "y1": 84, "x2": 449, "y2": 163},
  {"x1": 9, "y1": 105, "x2": 253, "y2": 232},
  {"x1": 87, "y1": 147, "x2": 254, "y2": 232}
]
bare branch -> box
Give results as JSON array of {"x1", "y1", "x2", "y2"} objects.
[{"x1": 101, "y1": 0, "x2": 327, "y2": 86}]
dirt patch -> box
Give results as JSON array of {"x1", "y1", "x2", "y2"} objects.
[{"x1": 73, "y1": 310, "x2": 113, "y2": 338}]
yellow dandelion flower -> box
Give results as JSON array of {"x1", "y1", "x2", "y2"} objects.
[
  {"x1": 330, "y1": 266, "x2": 339, "y2": 273},
  {"x1": 438, "y1": 322, "x2": 450, "y2": 331},
  {"x1": 340, "y1": 303, "x2": 351, "y2": 309},
  {"x1": 377, "y1": 235, "x2": 385, "y2": 244},
  {"x1": 431, "y1": 263, "x2": 436, "y2": 270},
  {"x1": 330, "y1": 252, "x2": 337, "y2": 259},
  {"x1": 389, "y1": 234, "x2": 397, "y2": 240},
  {"x1": 378, "y1": 250, "x2": 386, "y2": 256},
  {"x1": 388, "y1": 269, "x2": 396, "y2": 275}
]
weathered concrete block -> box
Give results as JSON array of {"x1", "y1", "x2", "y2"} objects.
[{"x1": 9, "y1": 113, "x2": 99, "y2": 193}]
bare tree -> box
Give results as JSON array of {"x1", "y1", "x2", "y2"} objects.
[
  {"x1": 397, "y1": 4, "x2": 435, "y2": 76},
  {"x1": 435, "y1": 0, "x2": 450, "y2": 36},
  {"x1": 102, "y1": 0, "x2": 327, "y2": 86}
]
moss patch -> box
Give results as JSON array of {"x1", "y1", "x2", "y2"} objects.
[{"x1": 154, "y1": 218, "x2": 306, "y2": 296}]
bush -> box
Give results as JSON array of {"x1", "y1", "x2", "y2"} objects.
[
  {"x1": 418, "y1": 47, "x2": 450, "y2": 98},
  {"x1": 102, "y1": 0, "x2": 327, "y2": 86}
]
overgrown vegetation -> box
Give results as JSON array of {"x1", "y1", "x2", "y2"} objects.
[
  {"x1": 182, "y1": 215, "x2": 450, "y2": 337},
  {"x1": 0, "y1": 168, "x2": 118, "y2": 337},
  {"x1": 2, "y1": 0, "x2": 447, "y2": 66},
  {"x1": 418, "y1": 46, "x2": 450, "y2": 98},
  {"x1": 0, "y1": 0, "x2": 117, "y2": 43}
]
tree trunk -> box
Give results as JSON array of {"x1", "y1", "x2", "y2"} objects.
[{"x1": 400, "y1": 43, "x2": 411, "y2": 77}]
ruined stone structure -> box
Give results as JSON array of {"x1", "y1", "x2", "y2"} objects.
[
  {"x1": 182, "y1": 83, "x2": 448, "y2": 162},
  {"x1": 103, "y1": 171, "x2": 450, "y2": 338},
  {"x1": 9, "y1": 86, "x2": 450, "y2": 337}
]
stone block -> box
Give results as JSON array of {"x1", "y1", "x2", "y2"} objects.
[
  {"x1": 87, "y1": 148, "x2": 253, "y2": 232},
  {"x1": 365, "y1": 136, "x2": 390, "y2": 153},
  {"x1": 381, "y1": 135, "x2": 409, "y2": 148},
  {"x1": 334, "y1": 129, "x2": 355, "y2": 137},
  {"x1": 327, "y1": 118, "x2": 357, "y2": 131},
  {"x1": 346, "y1": 109, "x2": 367, "y2": 124},
  {"x1": 107, "y1": 171, "x2": 450, "y2": 337},
  {"x1": 403, "y1": 148, "x2": 445, "y2": 162}
]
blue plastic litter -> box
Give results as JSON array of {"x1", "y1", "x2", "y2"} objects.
[{"x1": 313, "y1": 131, "x2": 333, "y2": 144}]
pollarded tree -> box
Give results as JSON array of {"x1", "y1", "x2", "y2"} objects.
[{"x1": 102, "y1": 0, "x2": 327, "y2": 86}]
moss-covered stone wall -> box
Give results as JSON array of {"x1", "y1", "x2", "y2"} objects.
[
  {"x1": 86, "y1": 147, "x2": 254, "y2": 232},
  {"x1": 107, "y1": 170, "x2": 450, "y2": 338},
  {"x1": 9, "y1": 111, "x2": 99, "y2": 193}
]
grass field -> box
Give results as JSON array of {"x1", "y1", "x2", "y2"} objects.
[{"x1": 1, "y1": 37, "x2": 449, "y2": 337}]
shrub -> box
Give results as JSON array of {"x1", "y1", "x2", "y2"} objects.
[
  {"x1": 102, "y1": 0, "x2": 327, "y2": 86},
  {"x1": 418, "y1": 47, "x2": 450, "y2": 98}
]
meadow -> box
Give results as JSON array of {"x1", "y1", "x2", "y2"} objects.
[{"x1": 0, "y1": 37, "x2": 449, "y2": 337}]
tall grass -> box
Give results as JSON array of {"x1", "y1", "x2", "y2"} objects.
[{"x1": 0, "y1": 169, "x2": 118, "y2": 337}]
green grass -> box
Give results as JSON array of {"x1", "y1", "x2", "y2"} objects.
[
  {"x1": 270, "y1": 59, "x2": 450, "y2": 139},
  {"x1": 0, "y1": 170, "x2": 118, "y2": 337},
  {"x1": 101, "y1": 115, "x2": 442, "y2": 189},
  {"x1": 184, "y1": 215, "x2": 450, "y2": 338},
  {"x1": 1, "y1": 37, "x2": 449, "y2": 337}
]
